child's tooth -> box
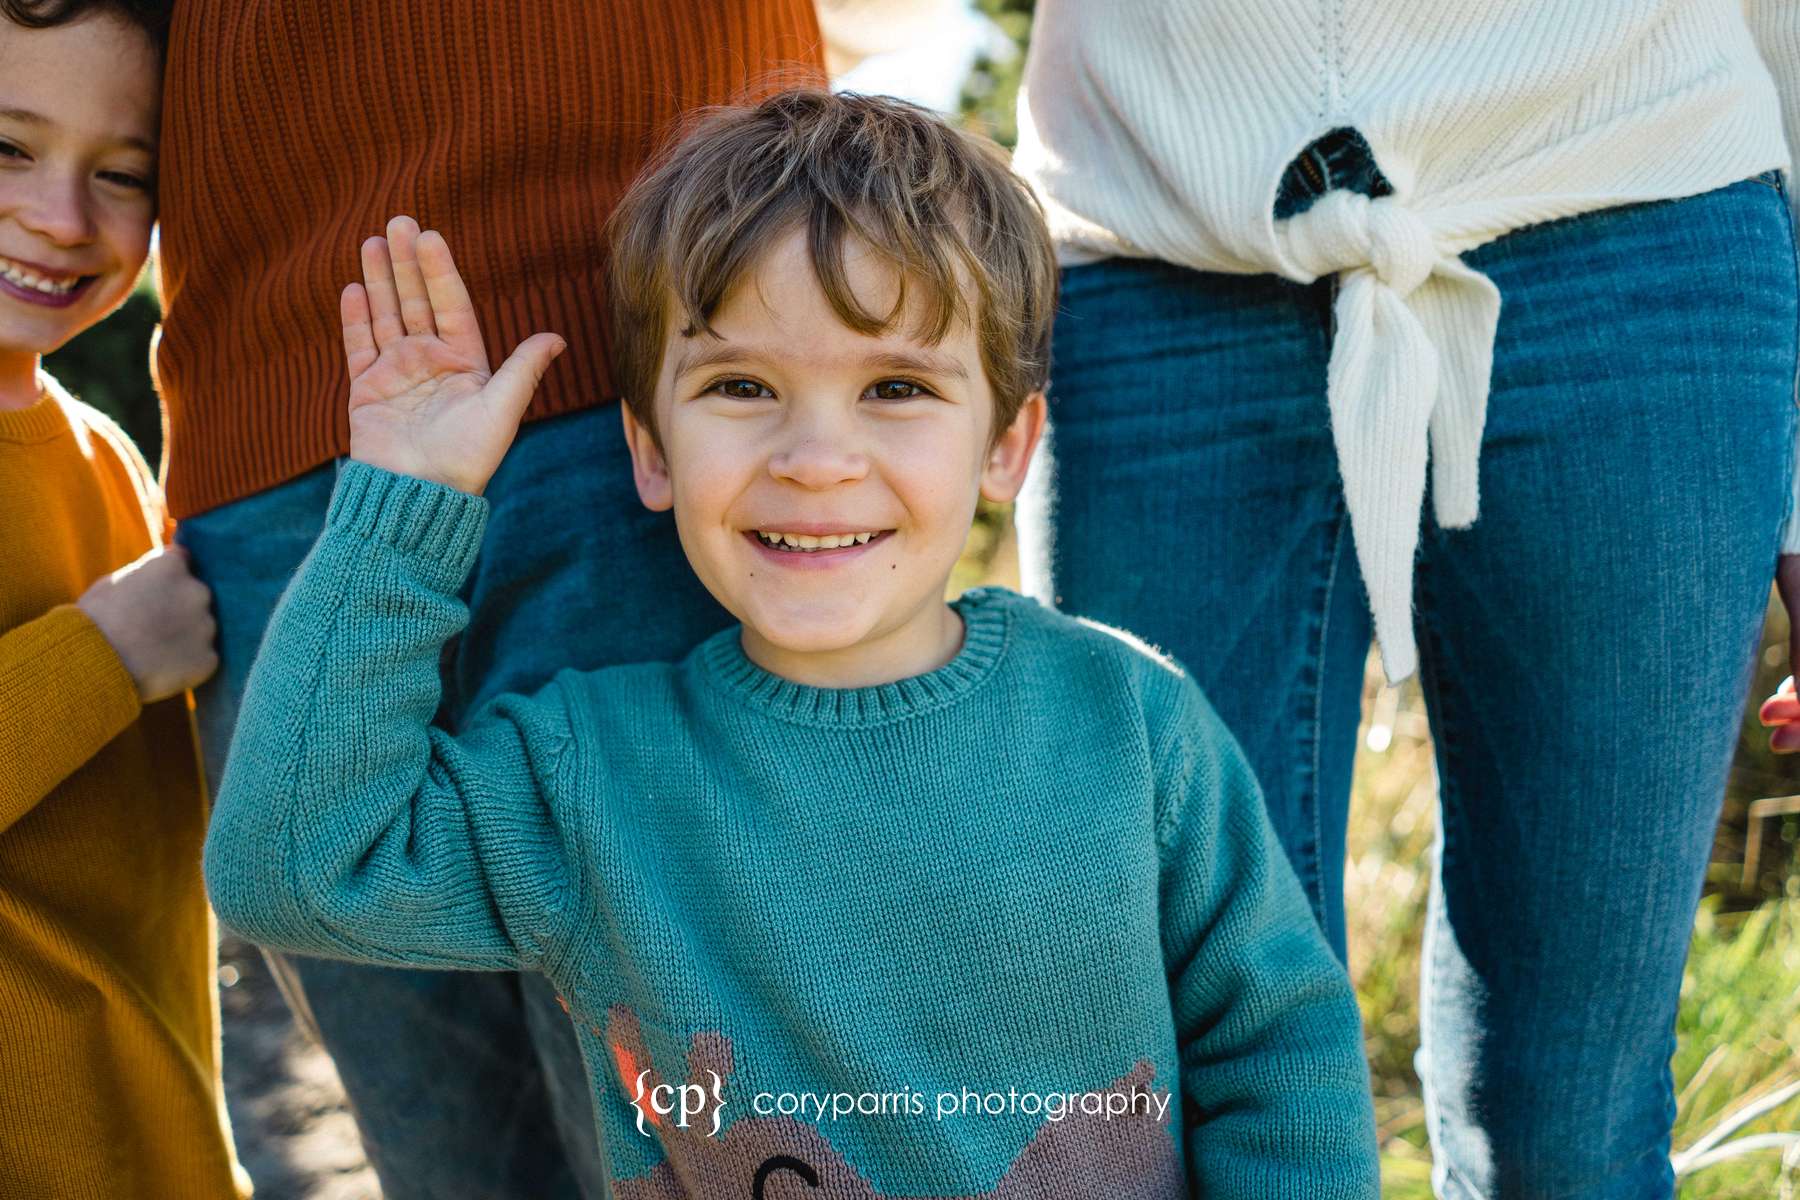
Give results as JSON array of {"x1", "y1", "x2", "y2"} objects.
[
  {"x1": 1, "y1": 263, "x2": 74, "y2": 294},
  {"x1": 759, "y1": 530, "x2": 881, "y2": 551}
]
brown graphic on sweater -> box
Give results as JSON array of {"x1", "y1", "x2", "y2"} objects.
[{"x1": 602, "y1": 1006, "x2": 1183, "y2": 1199}]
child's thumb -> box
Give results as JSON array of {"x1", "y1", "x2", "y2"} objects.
[{"x1": 490, "y1": 334, "x2": 568, "y2": 415}]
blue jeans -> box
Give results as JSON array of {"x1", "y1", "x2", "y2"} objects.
[
  {"x1": 1019, "y1": 171, "x2": 1797, "y2": 1197},
  {"x1": 180, "y1": 407, "x2": 733, "y2": 1199}
]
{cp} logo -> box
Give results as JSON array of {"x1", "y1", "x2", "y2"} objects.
[{"x1": 631, "y1": 1069, "x2": 725, "y2": 1137}]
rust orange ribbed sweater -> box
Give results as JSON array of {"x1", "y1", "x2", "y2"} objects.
[
  {"x1": 156, "y1": 1, "x2": 825, "y2": 519},
  {"x1": 0, "y1": 377, "x2": 247, "y2": 1199}
]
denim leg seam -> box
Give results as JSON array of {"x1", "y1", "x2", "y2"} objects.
[
  {"x1": 1302, "y1": 500, "x2": 1351, "y2": 927},
  {"x1": 1777, "y1": 172, "x2": 1800, "y2": 548},
  {"x1": 1411, "y1": 556, "x2": 1474, "y2": 1195},
  {"x1": 1777, "y1": 167, "x2": 1800, "y2": 409},
  {"x1": 1413, "y1": 561, "x2": 1461, "y2": 896}
]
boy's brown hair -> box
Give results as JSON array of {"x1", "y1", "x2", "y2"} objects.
[
  {"x1": 0, "y1": 0, "x2": 171, "y2": 49},
  {"x1": 606, "y1": 89, "x2": 1058, "y2": 445}
]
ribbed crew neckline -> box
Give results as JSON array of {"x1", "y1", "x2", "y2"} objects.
[
  {"x1": 696, "y1": 587, "x2": 1014, "y2": 727},
  {"x1": 0, "y1": 377, "x2": 68, "y2": 444}
]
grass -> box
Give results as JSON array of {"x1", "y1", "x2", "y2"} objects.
[{"x1": 1348, "y1": 675, "x2": 1800, "y2": 1197}]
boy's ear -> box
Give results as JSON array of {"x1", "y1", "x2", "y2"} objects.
[
  {"x1": 979, "y1": 390, "x2": 1048, "y2": 504},
  {"x1": 621, "y1": 403, "x2": 673, "y2": 512}
]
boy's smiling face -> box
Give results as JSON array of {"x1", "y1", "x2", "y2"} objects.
[
  {"x1": 623, "y1": 226, "x2": 1044, "y2": 687},
  {"x1": 0, "y1": 13, "x2": 159, "y2": 388}
]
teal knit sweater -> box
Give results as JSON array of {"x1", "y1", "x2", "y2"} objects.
[{"x1": 204, "y1": 461, "x2": 1379, "y2": 1198}]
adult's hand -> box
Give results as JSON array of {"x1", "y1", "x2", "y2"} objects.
[{"x1": 1758, "y1": 554, "x2": 1800, "y2": 751}]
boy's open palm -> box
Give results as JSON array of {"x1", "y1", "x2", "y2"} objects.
[{"x1": 342, "y1": 216, "x2": 565, "y2": 495}]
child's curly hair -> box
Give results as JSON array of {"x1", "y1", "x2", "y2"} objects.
[
  {"x1": 0, "y1": 0, "x2": 171, "y2": 50},
  {"x1": 607, "y1": 89, "x2": 1059, "y2": 447}
]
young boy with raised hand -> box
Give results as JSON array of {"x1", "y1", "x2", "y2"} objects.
[
  {"x1": 0, "y1": 1, "x2": 248, "y2": 1194},
  {"x1": 205, "y1": 90, "x2": 1378, "y2": 1197}
]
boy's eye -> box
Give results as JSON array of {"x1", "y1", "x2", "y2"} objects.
[
  {"x1": 0, "y1": 140, "x2": 147, "y2": 191},
  {"x1": 866, "y1": 379, "x2": 931, "y2": 402},
  {"x1": 707, "y1": 377, "x2": 773, "y2": 400},
  {"x1": 99, "y1": 170, "x2": 152, "y2": 192}
]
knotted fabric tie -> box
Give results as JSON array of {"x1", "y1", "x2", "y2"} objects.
[{"x1": 1275, "y1": 190, "x2": 1501, "y2": 682}]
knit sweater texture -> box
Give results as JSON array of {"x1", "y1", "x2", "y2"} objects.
[
  {"x1": 1012, "y1": 0, "x2": 1800, "y2": 681},
  {"x1": 204, "y1": 460, "x2": 1380, "y2": 1198},
  {"x1": 154, "y1": 0, "x2": 824, "y2": 520},
  {"x1": 0, "y1": 376, "x2": 247, "y2": 1199}
]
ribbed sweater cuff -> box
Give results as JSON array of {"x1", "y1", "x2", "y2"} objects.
[{"x1": 325, "y1": 460, "x2": 489, "y2": 590}]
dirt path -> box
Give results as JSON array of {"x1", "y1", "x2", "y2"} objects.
[{"x1": 218, "y1": 933, "x2": 382, "y2": 1200}]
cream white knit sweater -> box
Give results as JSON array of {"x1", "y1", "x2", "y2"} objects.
[{"x1": 1012, "y1": 1, "x2": 1800, "y2": 682}]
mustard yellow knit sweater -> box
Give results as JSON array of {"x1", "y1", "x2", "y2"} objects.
[{"x1": 0, "y1": 377, "x2": 246, "y2": 1199}]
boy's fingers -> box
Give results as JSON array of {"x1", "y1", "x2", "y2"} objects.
[
  {"x1": 416, "y1": 230, "x2": 484, "y2": 363},
  {"x1": 360, "y1": 236, "x2": 405, "y2": 350},
  {"x1": 341, "y1": 283, "x2": 378, "y2": 378},
  {"x1": 487, "y1": 333, "x2": 567, "y2": 419},
  {"x1": 385, "y1": 215, "x2": 437, "y2": 338}
]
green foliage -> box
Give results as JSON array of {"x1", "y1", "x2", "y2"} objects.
[
  {"x1": 43, "y1": 268, "x2": 163, "y2": 468},
  {"x1": 1346, "y1": 673, "x2": 1800, "y2": 1197},
  {"x1": 1370, "y1": 895, "x2": 1800, "y2": 1197},
  {"x1": 1669, "y1": 894, "x2": 1800, "y2": 1196},
  {"x1": 1727, "y1": 593, "x2": 1800, "y2": 898},
  {"x1": 960, "y1": 0, "x2": 1033, "y2": 148},
  {"x1": 1343, "y1": 685, "x2": 1434, "y2": 1170},
  {"x1": 952, "y1": 2, "x2": 1036, "y2": 557}
]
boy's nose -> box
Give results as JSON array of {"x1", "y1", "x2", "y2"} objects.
[
  {"x1": 19, "y1": 173, "x2": 98, "y2": 247},
  {"x1": 767, "y1": 433, "x2": 870, "y2": 491}
]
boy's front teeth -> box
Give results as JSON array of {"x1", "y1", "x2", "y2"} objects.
[
  {"x1": 0, "y1": 258, "x2": 80, "y2": 295},
  {"x1": 756, "y1": 530, "x2": 878, "y2": 550}
]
